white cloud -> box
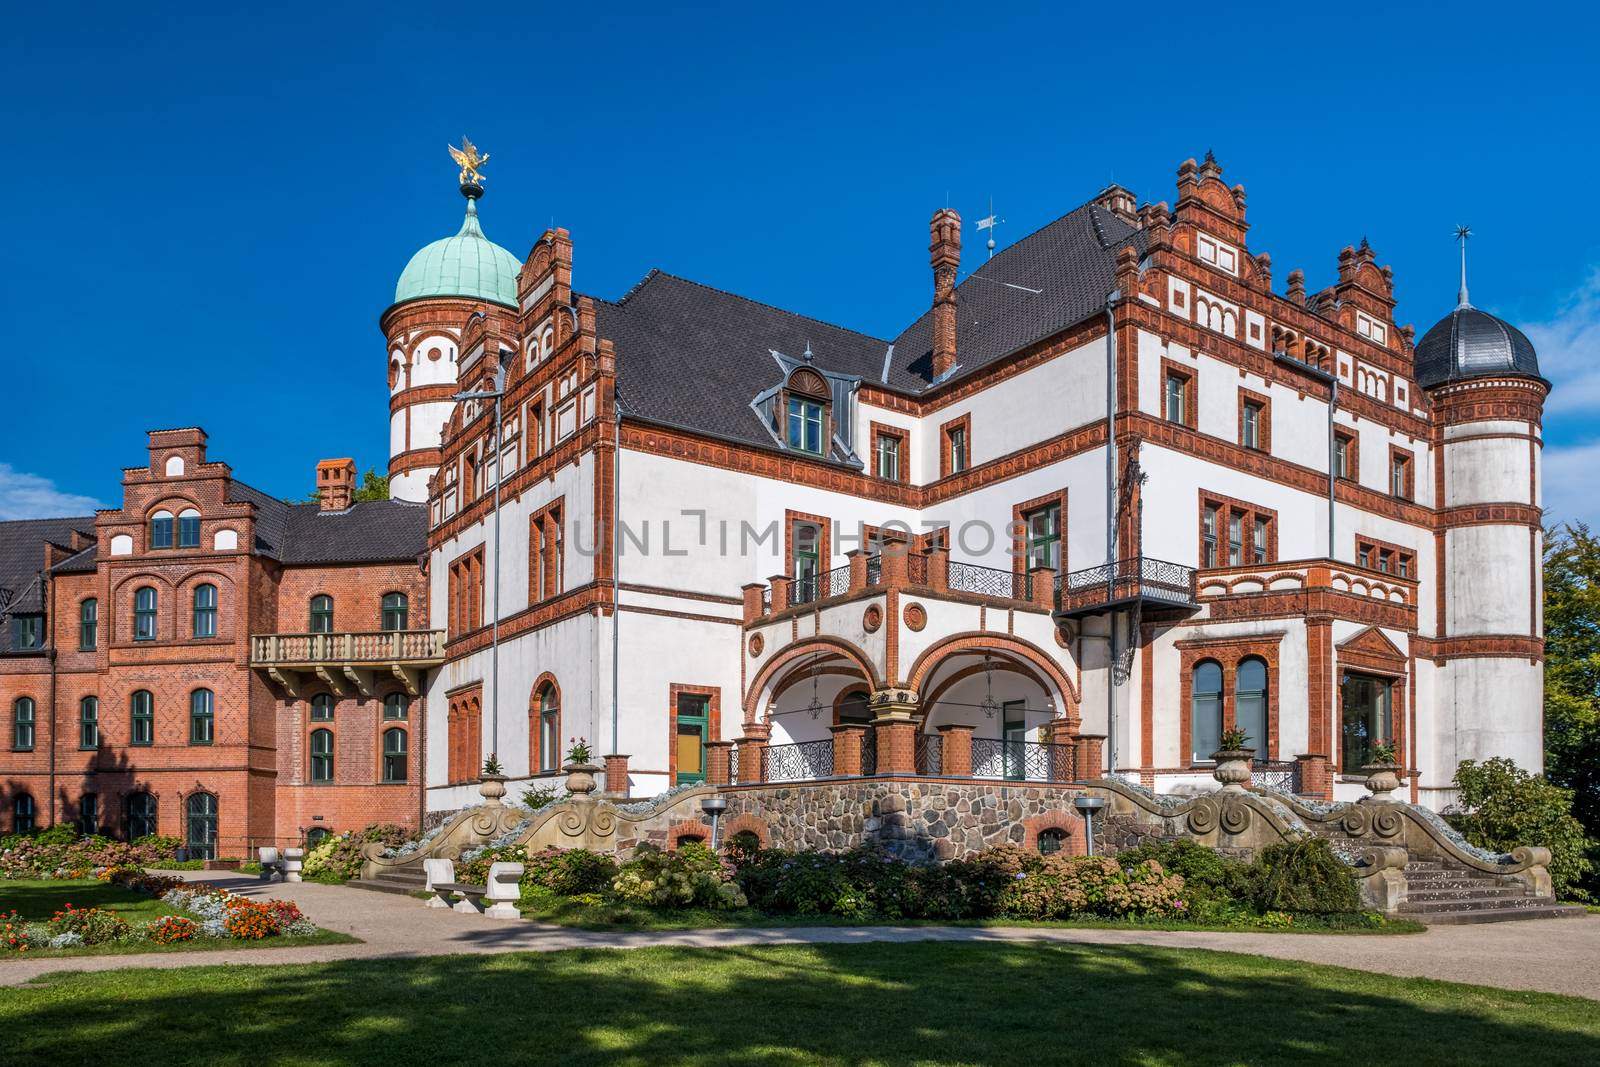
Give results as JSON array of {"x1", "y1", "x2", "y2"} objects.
[
  {"x1": 1523, "y1": 269, "x2": 1600, "y2": 417},
  {"x1": 0, "y1": 465, "x2": 103, "y2": 521}
]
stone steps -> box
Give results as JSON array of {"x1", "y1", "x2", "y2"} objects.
[
  {"x1": 1402, "y1": 886, "x2": 1524, "y2": 905},
  {"x1": 1410, "y1": 903, "x2": 1589, "y2": 925},
  {"x1": 349, "y1": 864, "x2": 426, "y2": 896}
]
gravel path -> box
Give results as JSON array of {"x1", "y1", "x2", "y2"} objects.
[{"x1": 3, "y1": 870, "x2": 1596, "y2": 999}]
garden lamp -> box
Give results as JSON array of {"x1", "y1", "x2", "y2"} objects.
[
  {"x1": 1072, "y1": 795, "x2": 1107, "y2": 856},
  {"x1": 700, "y1": 794, "x2": 728, "y2": 850}
]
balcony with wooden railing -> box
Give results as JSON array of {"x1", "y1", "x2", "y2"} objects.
[{"x1": 250, "y1": 630, "x2": 446, "y2": 698}]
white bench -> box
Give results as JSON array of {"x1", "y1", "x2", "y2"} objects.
[
  {"x1": 425, "y1": 860, "x2": 524, "y2": 919},
  {"x1": 283, "y1": 847, "x2": 305, "y2": 883},
  {"x1": 258, "y1": 847, "x2": 286, "y2": 882}
]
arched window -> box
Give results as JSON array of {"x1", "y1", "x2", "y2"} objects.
[
  {"x1": 729, "y1": 830, "x2": 763, "y2": 855},
  {"x1": 1191, "y1": 660, "x2": 1223, "y2": 763},
  {"x1": 1038, "y1": 828, "x2": 1068, "y2": 856},
  {"x1": 177, "y1": 508, "x2": 201, "y2": 548},
  {"x1": 131, "y1": 690, "x2": 154, "y2": 746},
  {"x1": 306, "y1": 826, "x2": 331, "y2": 848},
  {"x1": 13, "y1": 792, "x2": 36, "y2": 833},
  {"x1": 537, "y1": 684, "x2": 560, "y2": 773},
  {"x1": 383, "y1": 693, "x2": 409, "y2": 721},
  {"x1": 190, "y1": 688, "x2": 214, "y2": 745},
  {"x1": 310, "y1": 728, "x2": 334, "y2": 782},
  {"x1": 837, "y1": 689, "x2": 872, "y2": 725},
  {"x1": 674, "y1": 832, "x2": 707, "y2": 848},
  {"x1": 133, "y1": 586, "x2": 158, "y2": 641},
  {"x1": 79, "y1": 696, "x2": 99, "y2": 749},
  {"x1": 185, "y1": 792, "x2": 217, "y2": 859},
  {"x1": 309, "y1": 594, "x2": 334, "y2": 634},
  {"x1": 193, "y1": 583, "x2": 217, "y2": 639},
  {"x1": 382, "y1": 728, "x2": 408, "y2": 783},
  {"x1": 79, "y1": 598, "x2": 98, "y2": 650},
  {"x1": 1235, "y1": 657, "x2": 1268, "y2": 755},
  {"x1": 12, "y1": 697, "x2": 35, "y2": 750},
  {"x1": 149, "y1": 510, "x2": 175, "y2": 549},
  {"x1": 127, "y1": 791, "x2": 157, "y2": 840},
  {"x1": 310, "y1": 693, "x2": 335, "y2": 721},
  {"x1": 381, "y1": 592, "x2": 408, "y2": 632}
]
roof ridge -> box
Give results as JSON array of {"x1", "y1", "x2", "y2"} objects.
[{"x1": 629, "y1": 270, "x2": 890, "y2": 345}]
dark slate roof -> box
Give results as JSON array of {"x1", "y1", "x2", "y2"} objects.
[
  {"x1": 226, "y1": 482, "x2": 428, "y2": 564},
  {"x1": 890, "y1": 204, "x2": 1144, "y2": 388},
  {"x1": 53, "y1": 543, "x2": 98, "y2": 574},
  {"x1": 596, "y1": 202, "x2": 1143, "y2": 453},
  {"x1": 1414, "y1": 306, "x2": 1543, "y2": 389},
  {"x1": 0, "y1": 516, "x2": 95, "y2": 614}
]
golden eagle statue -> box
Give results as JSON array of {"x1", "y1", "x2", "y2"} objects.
[{"x1": 449, "y1": 138, "x2": 490, "y2": 185}]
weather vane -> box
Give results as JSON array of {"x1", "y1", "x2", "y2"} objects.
[
  {"x1": 1455, "y1": 224, "x2": 1472, "y2": 308},
  {"x1": 449, "y1": 137, "x2": 490, "y2": 186}
]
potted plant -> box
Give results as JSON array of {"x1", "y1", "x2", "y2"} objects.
[
  {"x1": 1361, "y1": 740, "x2": 1403, "y2": 801},
  {"x1": 1210, "y1": 728, "x2": 1257, "y2": 793},
  {"x1": 562, "y1": 737, "x2": 602, "y2": 796},
  {"x1": 478, "y1": 753, "x2": 508, "y2": 805}
]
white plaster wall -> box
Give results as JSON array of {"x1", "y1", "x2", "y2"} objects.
[
  {"x1": 1445, "y1": 439, "x2": 1531, "y2": 506},
  {"x1": 1428, "y1": 657, "x2": 1544, "y2": 786},
  {"x1": 408, "y1": 335, "x2": 459, "y2": 387},
  {"x1": 1445, "y1": 525, "x2": 1534, "y2": 634},
  {"x1": 390, "y1": 470, "x2": 430, "y2": 503}
]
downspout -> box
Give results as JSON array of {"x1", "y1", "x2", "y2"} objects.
[
  {"x1": 46, "y1": 570, "x2": 58, "y2": 825},
  {"x1": 611, "y1": 399, "x2": 623, "y2": 759},
  {"x1": 1104, "y1": 294, "x2": 1121, "y2": 780},
  {"x1": 1327, "y1": 376, "x2": 1339, "y2": 558}
]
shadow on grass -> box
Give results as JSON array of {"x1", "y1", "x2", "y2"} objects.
[
  {"x1": 0, "y1": 880, "x2": 172, "y2": 922},
  {"x1": 3, "y1": 941, "x2": 1597, "y2": 1066}
]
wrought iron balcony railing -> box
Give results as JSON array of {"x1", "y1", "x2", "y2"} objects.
[{"x1": 1055, "y1": 556, "x2": 1197, "y2": 618}]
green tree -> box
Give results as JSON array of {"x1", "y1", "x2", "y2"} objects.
[
  {"x1": 352, "y1": 468, "x2": 390, "y2": 502},
  {"x1": 1543, "y1": 523, "x2": 1600, "y2": 889},
  {"x1": 1453, "y1": 757, "x2": 1592, "y2": 901}
]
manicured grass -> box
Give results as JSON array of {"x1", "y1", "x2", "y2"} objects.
[
  {"x1": 514, "y1": 893, "x2": 1424, "y2": 935},
  {"x1": 0, "y1": 879, "x2": 357, "y2": 958},
  {"x1": 3, "y1": 942, "x2": 1597, "y2": 1066}
]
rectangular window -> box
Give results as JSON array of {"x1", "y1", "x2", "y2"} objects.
[
  {"x1": 875, "y1": 433, "x2": 901, "y2": 481},
  {"x1": 190, "y1": 690, "x2": 214, "y2": 745},
  {"x1": 786, "y1": 398, "x2": 824, "y2": 454},
  {"x1": 78, "y1": 795, "x2": 97, "y2": 836},
  {"x1": 1024, "y1": 504, "x2": 1061, "y2": 571},
  {"x1": 79, "y1": 697, "x2": 99, "y2": 749},
  {"x1": 193, "y1": 586, "x2": 217, "y2": 639},
  {"x1": 947, "y1": 425, "x2": 968, "y2": 474},
  {"x1": 1165, "y1": 374, "x2": 1186, "y2": 423},
  {"x1": 177, "y1": 513, "x2": 200, "y2": 548},
  {"x1": 1252, "y1": 519, "x2": 1269, "y2": 565},
  {"x1": 449, "y1": 548, "x2": 485, "y2": 635},
  {"x1": 1341, "y1": 672, "x2": 1394, "y2": 774},
  {"x1": 1202, "y1": 505, "x2": 1219, "y2": 568},
  {"x1": 791, "y1": 522, "x2": 821, "y2": 605},
  {"x1": 134, "y1": 589, "x2": 157, "y2": 641},
  {"x1": 131, "y1": 691, "x2": 153, "y2": 746},
  {"x1": 1242, "y1": 401, "x2": 1262, "y2": 450},
  {"x1": 14, "y1": 698, "x2": 36, "y2": 751},
  {"x1": 1391, "y1": 454, "x2": 1411, "y2": 499},
  {"x1": 1202, "y1": 494, "x2": 1276, "y2": 570},
  {"x1": 1001, "y1": 701, "x2": 1027, "y2": 781},
  {"x1": 79, "y1": 599, "x2": 98, "y2": 650},
  {"x1": 674, "y1": 694, "x2": 710, "y2": 785},
  {"x1": 1334, "y1": 433, "x2": 1355, "y2": 480},
  {"x1": 12, "y1": 615, "x2": 43, "y2": 651},
  {"x1": 1227, "y1": 511, "x2": 1243, "y2": 566}
]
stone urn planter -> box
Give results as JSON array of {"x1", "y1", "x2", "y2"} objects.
[
  {"x1": 478, "y1": 774, "x2": 509, "y2": 806},
  {"x1": 1210, "y1": 748, "x2": 1257, "y2": 793},
  {"x1": 563, "y1": 762, "x2": 603, "y2": 796},
  {"x1": 1360, "y1": 762, "x2": 1403, "y2": 801}
]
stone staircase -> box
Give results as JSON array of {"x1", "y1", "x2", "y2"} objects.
[
  {"x1": 350, "y1": 859, "x2": 427, "y2": 896},
  {"x1": 1396, "y1": 861, "x2": 1587, "y2": 924}
]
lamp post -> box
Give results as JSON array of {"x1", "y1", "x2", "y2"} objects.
[
  {"x1": 454, "y1": 346, "x2": 509, "y2": 764},
  {"x1": 1072, "y1": 795, "x2": 1107, "y2": 857},
  {"x1": 700, "y1": 794, "x2": 728, "y2": 850}
]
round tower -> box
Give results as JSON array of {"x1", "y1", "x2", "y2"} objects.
[
  {"x1": 1418, "y1": 248, "x2": 1548, "y2": 790},
  {"x1": 381, "y1": 174, "x2": 521, "y2": 502}
]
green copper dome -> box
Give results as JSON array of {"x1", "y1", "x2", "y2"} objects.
[{"x1": 393, "y1": 196, "x2": 520, "y2": 308}]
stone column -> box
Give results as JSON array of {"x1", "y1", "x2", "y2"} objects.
[
  {"x1": 830, "y1": 724, "x2": 866, "y2": 776},
  {"x1": 1295, "y1": 753, "x2": 1332, "y2": 800},
  {"x1": 870, "y1": 688, "x2": 919, "y2": 774},
  {"x1": 1075, "y1": 734, "x2": 1106, "y2": 782},
  {"x1": 603, "y1": 753, "x2": 631, "y2": 798},
  {"x1": 937, "y1": 723, "x2": 973, "y2": 776},
  {"x1": 705, "y1": 741, "x2": 733, "y2": 786}
]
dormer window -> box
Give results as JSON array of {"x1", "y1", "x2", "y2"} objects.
[{"x1": 782, "y1": 368, "x2": 830, "y2": 456}]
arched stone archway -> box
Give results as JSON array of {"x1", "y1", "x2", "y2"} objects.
[{"x1": 743, "y1": 637, "x2": 881, "y2": 746}]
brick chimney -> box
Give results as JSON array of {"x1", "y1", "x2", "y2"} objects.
[
  {"x1": 316, "y1": 458, "x2": 356, "y2": 511},
  {"x1": 930, "y1": 208, "x2": 961, "y2": 381}
]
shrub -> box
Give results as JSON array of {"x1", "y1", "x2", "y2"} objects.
[
  {"x1": 457, "y1": 845, "x2": 527, "y2": 886},
  {"x1": 301, "y1": 824, "x2": 410, "y2": 882},
  {"x1": 613, "y1": 843, "x2": 745, "y2": 910},
  {"x1": 1453, "y1": 757, "x2": 1595, "y2": 901},
  {"x1": 1248, "y1": 839, "x2": 1360, "y2": 915},
  {"x1": 522, "y1": 785, "x2": 558, "y2": 810},
  {"x1": 146, "y1": 916, "x2": 197, "y2": 944},
  {"x1": 982, "y1": 847, "x2": 1186, "y2": 920},
  {"x1": 47, "y1": 903, "x2": 130, "y2": 945},
  {"x1": 524, "y1": 847, "x2": 617, "y2": 896},
  {"x1": 1115, "y1": 840, "x2": 1252, "y2": 922},
  {"x1": 132, "y1": 834, "x2": 182, "y2": 860},
  {"x1": 33, "y1": 825, "x2": 80, "y2": 847}
]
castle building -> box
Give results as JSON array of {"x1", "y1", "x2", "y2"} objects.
[{"x1": 0, "y1": 152, "x2": 1548, "y2": 850}]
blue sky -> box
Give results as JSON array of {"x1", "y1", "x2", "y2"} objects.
[{"x1": 2, "y1": 2, "x2": 1597, "y2": 526}]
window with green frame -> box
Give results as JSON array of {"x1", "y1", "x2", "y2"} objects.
[
  {"x1": 382, "y1": 728, "x2": 408, "y2": 783},
  {"x1": 1023, "y1": 503, "x2": 1061, "y2": 571},
  {"x1": 133, "y1": 586, "x2": 158, "y2": 641},
  {"x1": 13, "y1": 697, "x2": 35, "y2": 751},
  {"x1": 309, "y1": 594, "x2": 334, "y2": 634},
  {"x1": 382, "y1": 692, "x2": 408, "y2": 720},
  {"x1": 1001, "y1": 700, "x2": 1026, "y2": 781},
  {"x1": 177, "y1": 509, "x2": 201, "y2": 548},
  {"x1": 189, "y1": 688, "x2": 214, "y2": 745},
  {"x1": 674, "y1": 693, "x2": 710, "y2": 785},
  {"x1": 130, "y1": 690, "x2": 154, "y2": 746},
  {"x1": 874, "y1": 433, "x2": 902, "y2": 481},
  {"x1": 790, "y1": 522, "x2": 821, "y2": 604},
  {"x1": 310, "y1": 728, "x2": 334, "y2": 782},
  {"x1": 193, "y1": 583, "x2": 217, "y2": 639},
  {"x1": 11, "y1": 615, "x2": 43, "y2": 651},
  {"x1": 149, "y1": 511, "x2": 174, "y2": 549},
  {"x1": 79, "y1": 598, "x2": 98, "y2": 650},
  {"x1": 381, "y1": 592, "x2": 408, "y2": 631},
  {"x1": 310, "y1": 693, "x2": 335, "y2": 721},
  {"x1": 79, "y1": 696, "x2": 99, "y2": 749},
  {"x1": 786, "y1": 397, "x2": 825, "y2": 454}
]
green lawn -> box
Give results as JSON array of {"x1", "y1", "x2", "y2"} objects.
[
  {"x1": 0, "y1": 879, "x2": 356, "y2": 958},
  {"x1": 3, "y1": 943, "x2": 1596, "y2": 1066}
]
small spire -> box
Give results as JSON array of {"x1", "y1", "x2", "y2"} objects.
[{"x1": 1455, "y1": 225, "x2": 1473, "y2": 308}]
